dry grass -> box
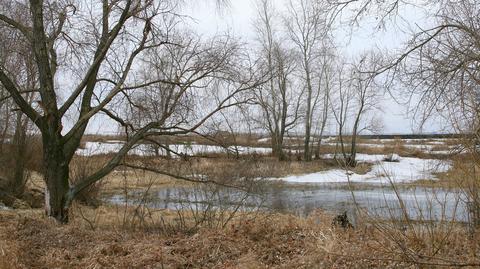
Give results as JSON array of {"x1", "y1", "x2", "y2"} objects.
[
  {"x1": 414, "y1": 154, "x2": 480, "y2": 188},
  {"x1": 1, "y1": 206, "x2": 479, "y2": 268},
  {"x1": 190, "y1": 157, "x2": 344, "y2": 178},
  {"x1": 102, "y1": 170, "x2": 190, "y2": 192},
  {"x1": 95, "y1": 156, "x2": 346, "y2": 192},
  {"x1": 0, "y1": 208, "x2": 331, "y2": 269},
  {"x1": 319, "y1": 137, "x2": 459, "y2": 159}
]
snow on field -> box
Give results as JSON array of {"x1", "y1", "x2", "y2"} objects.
[
  {"x1": 402, "y1": 144, "x2": 436, "y2": 151},
  {"x1": 278, "y1": 154, "x2": 451, "y2": 184},
  {"x1": 426, "y1": 141, "x2": 446, "y2": 145},
  {"x1": 76, "y1": 141, "x2": 146, "y2": 156},
  {"x1": 324, "y1": 142, "x2": 385, "y2": 148},
  {"x1": 322, "y1": 137, "x2": 336, "y2": 142},
  {"x1": 324, "y1": 140, "x2": 462, "y2": 155},
  {"x1": 378, "y1": 138, "x2": 448, "y2": 142},
  {"x1": 76, "y1": 141, "x2": 271, "y2": 156},
  {"x1": 78, "y1": 138, "x2": 463, "y2": 157}
]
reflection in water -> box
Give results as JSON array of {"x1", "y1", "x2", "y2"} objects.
[{"x1": 108, "y1": 183, "x2": 470, "y2": 222}]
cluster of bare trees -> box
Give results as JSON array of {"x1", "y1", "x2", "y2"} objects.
[
  {"x1": 252, "y1": 0, "x2": 300, "y2": 161},
  {"x1": 331, "y1": 53, "x2": 382, "y2": 166},
  {"x1": 250, "y1": 0, "x2": 382, "y2": 165},
  {"x1": 250, "y1": 0, "x2": 480, "y2": 166}
]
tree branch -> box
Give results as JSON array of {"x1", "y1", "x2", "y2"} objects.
[
  {"x1": 0, "y1": 67, "x2": 42, "y2": 128},
  {"x1": 0, "y1": 14, "x2": 32, "y2": 40}
]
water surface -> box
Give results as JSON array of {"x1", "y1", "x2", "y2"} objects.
[{"x1": 108, "y1": 182, "x2": 471, "y2": 223}]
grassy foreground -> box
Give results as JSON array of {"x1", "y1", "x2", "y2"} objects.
[{"x1": 1, "y1": 205, "x2": 479, "y2": 269}]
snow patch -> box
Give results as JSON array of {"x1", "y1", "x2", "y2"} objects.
[{"x1": 277, "y1": 154, "x2": 451, "y2": 184}]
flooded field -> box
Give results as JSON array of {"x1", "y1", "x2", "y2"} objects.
[
  {"x1": 108, "y1": 182, "x2": 470, "y2": 223},
  {"x1": 98, "y1": 137, "x2": 468, "y2": 223}
]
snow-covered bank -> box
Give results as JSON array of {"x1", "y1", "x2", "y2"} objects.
[
  {"x1": 76, "y1": 141, "x2": 272, "y2": 156},
  {"x1": 277, "y1": 154, "x2": 451, "y2": 184}
]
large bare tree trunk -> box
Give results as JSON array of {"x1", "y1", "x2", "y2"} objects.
[
  {"x1": 0, "y1": 107, "x2": 10, "y2": 154},
  {"x1": 42, "y1": 132, "x2": 70, "y2": 223}
]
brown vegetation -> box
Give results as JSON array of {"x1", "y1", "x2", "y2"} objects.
[{"x1": 0, "y1": 206, "x2": 478, "y2": 269}]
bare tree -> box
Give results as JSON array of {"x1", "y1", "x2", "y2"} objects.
[
  {"x1": 330, "y1": 60, "x2": 351, "y2": 163},
  {"x1": 284, "y1": 0, "x2": 331, "y2": 161},
  {"x1": 327, "y1": 0, "x2": 407, "y2": 28},
  {"x1": 127, "y1": 33, "x2": 259, "y2": 157},
  {"x1": 313, "y1": 51, "x2": 335, "y2": 159},
  {"x1": 329, "y1": 0, "x2": 479, "y2": 133},
  {"x1": 347, "y1": 51, "x2": 382, "y2": 166},
  {"x1": 389, "y1": 1, "x2": 480, "y2": 231},
  {"x1": 392, "y1": 1, "x2": 480, "y2": 137},
  {"x1": 330, "y1": 52, "x2": 381, "y2": 167},
  {"x1": 0, "y1": 0, "x2": 261, "y2": 223},
  {"x1": 253, "y1": 0, "x2": 301, "y2": 160}
]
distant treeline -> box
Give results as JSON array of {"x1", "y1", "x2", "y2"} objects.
[{"x1": 326, "y1": 134, "x2": 464, "y2": 140}]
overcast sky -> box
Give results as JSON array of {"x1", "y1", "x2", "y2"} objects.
[{"x1": 180, "y1": 0, "x2": 448, "y2": 134}]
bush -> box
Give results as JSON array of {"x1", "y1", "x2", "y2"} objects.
[
  {"x1": 69, "y1": 156, "x2": 107, "y2": 207},
  {"x1": 0, "y1": 135, "x2": 42, "y2": 200}
]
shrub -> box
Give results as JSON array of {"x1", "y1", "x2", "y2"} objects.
[{"x1": 69, "y1": 156, "x2": 107, "y2": 207}]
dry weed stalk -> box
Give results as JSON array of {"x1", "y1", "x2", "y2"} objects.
[{"x1": 342, "y1": 159, "x2": 480, "y2": 267}]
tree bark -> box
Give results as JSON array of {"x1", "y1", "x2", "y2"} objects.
[
  {"x1": 271, "y1": 134, "x2": 283, "y2": 160},
  {"x1": 42, "y1": 133, "x2": 70, "y2": 223}
]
